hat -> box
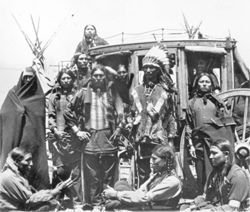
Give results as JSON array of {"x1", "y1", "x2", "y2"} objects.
[
  {"x1": 23, "y1": 66, "x2": 35, "y2": 77},
  {"x1": 142, "y1": 44, "x2": 169, "y2": 74}
]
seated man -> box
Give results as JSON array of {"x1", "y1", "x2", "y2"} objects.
[
  {"x1": 183, "y1": 139, "x2": 250, "y2": 211},
  {"x1": 0, "y1": 147, "x2": 74, "y2": 211},
  {"x1": 102, "y1": 145, "x2": 182, "y2": 210}
]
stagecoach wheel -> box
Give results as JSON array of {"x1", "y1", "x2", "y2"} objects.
[{"x1": 217, "y1": 88, "x2": 250, "y2": 170}]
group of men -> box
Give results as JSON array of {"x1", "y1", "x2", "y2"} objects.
[
  {"x1": 46, "y1": 31, "x2": 178, "y2": 208},
  {"x1": 0, "y1": 24, "x2": 250, "y2": 211}
]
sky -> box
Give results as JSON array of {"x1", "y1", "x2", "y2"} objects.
[{"x1": 0, "y1": 0, "x2": 250, "y2": 104}]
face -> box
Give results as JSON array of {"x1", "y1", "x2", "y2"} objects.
[
  {"x1": 84, "y1": 25, "x2": 96, "y2": 38},
  {"x1": 117, "y1": 66, "x2": 128, "y2": 82},
  {"x1": 197, "y1": 59, "x2": 207, "y2": 73},
  {"x1": 198, "y1": 75, "x2": 212, "y2": 92},
  {"x1": 210, "y1": 146, "x2": 227, "y2": 167},
  {"x1": 93, "y1": 69, "x2": 105, "y2": 81},
  {"x1": 150, "y1": 153, "x2": 166, "y2": 173},
  {"x1": 23, "y1": 75, "x2": 34, "y2": 84},
  {"x1": 18, "y1": 153, "x2": 33, "y2": 174},
  {"x1": 77, "y1": 54, "x2": 89, "y2": 69},
  {"x1": 60, "y1": 73, "x2": 73, "y2": 89},
  {"x1": 92, "y1": 69, "x2": 106, "y2": 90},
  {"x1": 143, "y1": 65, "x2": 159, "y2": 85}
]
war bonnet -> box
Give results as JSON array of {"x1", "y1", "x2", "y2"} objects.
[{"x1": 142, "y1": 44, "x2": 170, "y2": 75}]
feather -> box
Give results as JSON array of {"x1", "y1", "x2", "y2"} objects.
[{"x1": 142, "y1": 44, "x2": 169, "y2": 74}]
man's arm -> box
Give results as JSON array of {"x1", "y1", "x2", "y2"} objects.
[
  {"x1": 1, "y1": 174, "x2": 32, "y2": 205},
  {"x1": 104, "y1": 175, "x2": 181, "y2": 205},
  {"x1": 185, "y1": 102, "x2": 197, "y2": 158},
  {"x1": 63, "y1": 90, "x2": 90, "y2": 142},
  {"x1": 63, "y1": 90, "x2": 82, "y2": 129},
  {"x1": 47, "y1": 94, "x2": 57, "y2": 133}
]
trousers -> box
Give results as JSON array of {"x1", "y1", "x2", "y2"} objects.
[{"x1": 84, "y1": 152, "x2": 118, "y2": 205}]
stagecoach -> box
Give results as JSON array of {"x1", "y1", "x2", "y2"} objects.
[{"x1": 88, "y1": 37, "x2": 250, "y2": 193}]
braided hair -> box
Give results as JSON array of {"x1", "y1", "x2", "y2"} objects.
[
  {"x1": 152, "y1": 144, "x2": 176, "y2": 173},
  {"x1": 211, "y1": 138, "x2": 234, "y2": 177}
]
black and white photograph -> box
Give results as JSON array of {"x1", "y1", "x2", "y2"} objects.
[{"x1": 0, "y1": 0, "x2": 250, "y2": 211}]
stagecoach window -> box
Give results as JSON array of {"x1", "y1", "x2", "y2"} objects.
[
  {"x1": 213, "y1": 68, "x2": 221, "y2": 86},
  {"x1": 138, "y1": 55, "x2": 145, "y2": 85},
  {"x1": 138, "y1": 56, "x2": 144, "y2": 70},
  {"x1": 186, "y1": 52, "x2": 222, "y2": 96},
  {"x1": 138, "y1": 71, "x2": 144, "y2": 85}
]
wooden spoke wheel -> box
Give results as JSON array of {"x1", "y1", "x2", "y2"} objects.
[
  {"x1": 218, "y1": 88, "x2": 250, "y2": 169},
  {"x1": 218, "y1": 88, "x2": 250, "y2": 143}
]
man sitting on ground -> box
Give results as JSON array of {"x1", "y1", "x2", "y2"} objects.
[
  {"x1": 0, "y1": 147, "x2": 74, "y2": 211},
  {"x1": 102, "y1": 144, "x2": 182, "y2": 210}
]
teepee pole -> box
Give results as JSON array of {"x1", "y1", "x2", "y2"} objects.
[{"x1": 12, "y1": 14, "x2": 35, "y2": 54}]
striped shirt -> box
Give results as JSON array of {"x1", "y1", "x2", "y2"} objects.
[{"x1": 90, "y1": 90, "x2": 109, "y2": 130}]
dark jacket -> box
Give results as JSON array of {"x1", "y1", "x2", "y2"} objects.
[{"x1": 64, "y1": 82, "x2": 123, "y2": 154}]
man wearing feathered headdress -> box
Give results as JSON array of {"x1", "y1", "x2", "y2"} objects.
[{"x1": 130, "y1": 44, "x2": 177, "y2": 185}]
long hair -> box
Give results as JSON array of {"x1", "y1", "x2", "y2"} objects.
[
  {"x1": 72, "y1": 53, "x2": 92, "y2": 67},
  {"x1": 192, "y1": 72, "x2": 215, "y2": 92},
  {"x1": 56, "y1": 68, "x2": 76, "y2": 86},
  {"x1": 54, "y1": 68, "x2": 76, "y2": 111},
  {"x1": 84, "y1": 24, "x2": 97, "y2": 38},
  {"x1": 8, "y1": 147, "x2": 29, "y2": 164},
  {"x1": 211, "y1": 138, "x2": 234, "y2": 177},
  {"x1": 152, "y1": 144, "x2": 176, "y2": 173}
]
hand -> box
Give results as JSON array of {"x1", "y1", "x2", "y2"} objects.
[
  {"x1": 113, "y1": 128, "x2": 121, "y2": 139},
  {"x1": 51, "y1": 181, "x2": 66, "y2": 196},
  {"x1": 102, "y1": 185, "x2": 117, "y2": 199},
  {"x1": 194, "y1": 195, "x2": 205, "y2": 206},
  {"x1": 189, "y1": 145, "x2": 197, "y2": 158},
  {"x1": 56, "y1": 181, "x2": 67, "y2": 190},
  {"x1": 54, "y1": 129, "x2": 66, "y2": 140},
  {"x1": 147, "y1": 103, "x2": 158, "y2": 121},
  {"x1": 168, "y1": 138, "x2": 174, "y2": 147},
  {"x1": 125, "y1": 123, "x2": 133, "y2": 131},
  {"x1": 76, "y1": 131, "x2": 91, "y2": 143}
]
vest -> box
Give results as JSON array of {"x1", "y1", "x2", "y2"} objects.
[{"x1": 131, "y1": 84, "x2": 169, "y2": 143}]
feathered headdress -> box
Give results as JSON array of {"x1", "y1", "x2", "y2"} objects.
[
  {"x1": 142, "y1": 44, "x2": 169, "y2": 75},
  {"x1": 143, "y1": 44, "x2": 176, "y2": 91}
]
